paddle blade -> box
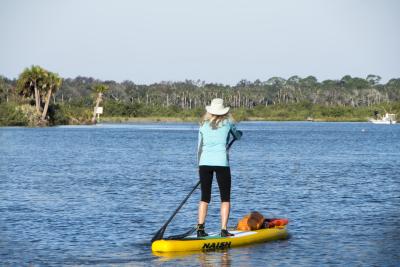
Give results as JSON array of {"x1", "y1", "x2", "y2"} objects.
[{"x1": 165, "y1": 227, "x2": 196, "y2": 240}]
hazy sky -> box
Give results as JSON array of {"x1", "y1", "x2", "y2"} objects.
[{"x1": 1, "y1": 0, "x2": 399, "y2": 84}]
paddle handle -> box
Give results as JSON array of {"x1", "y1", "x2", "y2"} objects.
[{"x1": 227, "y1": 137, "x2": 236, "y2": 150}]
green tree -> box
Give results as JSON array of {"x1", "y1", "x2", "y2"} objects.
[
  {"x1": 16, "y1": 65, "x2": 48, "y2": 114},
  {"x1": 300, "y1": 76, "x2": 318, "y2": 88},
  {"x1": 41, "y1": 72, "x2": 63, "y2": 121},
  {"x1": 366, "y1": 74, "x2": 381, "y2": 86},
  {"x1": 287, "y1": 75, "x2": 301, "y2": 86},
  {"x1": 0, "y1": 76, "x2": 10, "y2": 102},
  {"x1": 92, "y1": 84, "x2": 109, "y2": 123}
]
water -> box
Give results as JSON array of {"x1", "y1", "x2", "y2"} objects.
[{"x1": 1, "y1": 122, "x2": 399, "y2": 266}]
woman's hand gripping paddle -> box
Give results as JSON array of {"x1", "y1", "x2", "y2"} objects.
[{"x1": 151, "y1": 137, "x2": 238, "y2": 243}]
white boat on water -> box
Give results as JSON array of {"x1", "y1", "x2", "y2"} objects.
[{"x1": 369, "y1": 113, "x2": 397, "y2": 124}]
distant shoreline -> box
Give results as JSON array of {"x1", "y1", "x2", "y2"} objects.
[
  {"x1": 0, "y1": 117, "x2": 381, "y2": 127},
  {"x1": 100, "y1": 116, "x2": 368, "y2": 123},
  {"x1": 100, "y1": 116, "x2": 199, "y2": 123}
]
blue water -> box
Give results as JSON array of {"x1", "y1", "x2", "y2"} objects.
[{"x1": 1, "y1": 122, "x2": 399, "y2": 266}]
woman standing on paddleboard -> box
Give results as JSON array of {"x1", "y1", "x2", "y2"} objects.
[{"x1": 197, "y1": 98, "x2": 242, "y2": 237}]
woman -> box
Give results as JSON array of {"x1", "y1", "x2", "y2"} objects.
[{"x1": 197, "y1": 98, "x2": 242, "y2": 237}]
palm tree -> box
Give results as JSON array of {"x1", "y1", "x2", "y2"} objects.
[
  {"x1": 16, "y1": 65, "x2": 47, "y2": 114},
  {"x1": 92, "y1": 84, "x2": 109, "y2": 123},
  {"x1": 41, "y1": 72, "x2": 62, "y2": 121}
]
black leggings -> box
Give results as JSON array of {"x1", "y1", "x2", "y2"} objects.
[{"x1": 199, "y1": 166, "x2": 231, "y2": 203}]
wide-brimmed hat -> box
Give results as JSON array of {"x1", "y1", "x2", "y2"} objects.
[{"x1": 206, "y1": 98, "x2": 230, "y2": 115}]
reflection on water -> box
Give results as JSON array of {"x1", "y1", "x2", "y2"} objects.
[
  {"x1": 154, "y1": 249, "x2": 233, "y2": 267},
  {"x1": 1, "y1": 122, "x2": 399, "y2": 266}
]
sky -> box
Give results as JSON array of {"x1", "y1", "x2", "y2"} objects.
[{"x1": 0, "y1": 0, "x2": 399, "y2": 85}]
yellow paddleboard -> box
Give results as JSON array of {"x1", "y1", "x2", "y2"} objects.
[{"x1": 152, "y1": 226, "x2": 288, "y2": 252}]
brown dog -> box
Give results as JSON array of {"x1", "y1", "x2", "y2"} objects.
[{"x1": 237, "y1": 211, "x2": 265, "y2": 231}]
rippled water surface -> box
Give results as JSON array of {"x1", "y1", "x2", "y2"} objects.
[{"x1": 1, "y1": 122, "x2": 399, "y2": 266}]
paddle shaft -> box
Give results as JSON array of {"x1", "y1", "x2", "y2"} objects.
[{"x1": 151, "y1": 138, "x2": 237, "y2": 243}]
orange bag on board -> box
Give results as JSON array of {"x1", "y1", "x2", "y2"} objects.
[
  {"x1": 267, "y1": 218, "x2": 289, "y2": 228},
  {"x1": 236, "y1": 211, "x2": 265, "y2": 231}
]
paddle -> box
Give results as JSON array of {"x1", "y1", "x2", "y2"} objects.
[{"x1": 151, "y1": 137, "x2": 237, "y2": 243}]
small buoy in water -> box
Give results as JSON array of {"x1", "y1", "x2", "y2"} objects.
[{"x1": 361, "y1": 129, "x2": 365, "y2": 132}]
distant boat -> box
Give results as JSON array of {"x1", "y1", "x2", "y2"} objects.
[{"x1": 369, "y1": 113, "x2": 397, "y2": 124}]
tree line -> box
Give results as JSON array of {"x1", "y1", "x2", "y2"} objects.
[
  {"x1": 1, "y1": 66, "x2": 400, "y2": 126},
  {"x1": 15, "y1": 74, "x2": 400, "y2": 108}
]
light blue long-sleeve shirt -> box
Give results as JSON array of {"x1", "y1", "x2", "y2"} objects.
[{"x1": 197, "y1": 119, "x2": 242, "y2": 167}]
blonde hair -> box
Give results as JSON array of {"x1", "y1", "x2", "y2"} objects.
[{"x1": 200, "y1": 112, "x2": 234, "y2": 129}]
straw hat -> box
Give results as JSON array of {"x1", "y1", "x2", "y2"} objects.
[{"x1": 206, "y1": 98, "x2": 230, "y2": 115}]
